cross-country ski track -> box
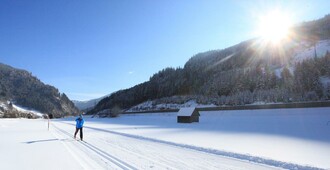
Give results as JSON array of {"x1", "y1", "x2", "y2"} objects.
[
  {"x1": 2, "y1": 107, "x2": 329, "y2": 170},
  {"x1": 50, "y1": 121, "x2": 279, "y2": 170}
]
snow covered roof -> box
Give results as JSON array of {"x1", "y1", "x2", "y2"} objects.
[{"x1": 177, "y1": 107, "x2": 198, "y2": 116}]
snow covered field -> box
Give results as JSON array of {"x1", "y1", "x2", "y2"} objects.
[{"x1": 1, "y1": 107, "x2": 330, "y2": 170}]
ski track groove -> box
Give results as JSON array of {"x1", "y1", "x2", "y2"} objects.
[
  {"x1": 57, "y1": 121, "x2": 323, "y2": 170},
  {"x1": 52, "y1": 123, "x2": 137, "y2": 170},
  {"x1": 50, "y1": 125, "x2": 93, "y2": 170},
  {"x1": 88, "y1": 131, "x2": 180, "y2": 170},
  {"x1": 54, "y1": 122, "x2": 177, "y2": 170}
]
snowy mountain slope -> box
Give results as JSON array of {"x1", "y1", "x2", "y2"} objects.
[
  {"x1": 0, "y1": 101, "x2": 44, "y2": 118},
  {"x1": 73, "y1": 96, "x2": 105, "y2": 111},
  {"x1": 273, "y1": 39, "x2": 330, "y2": 78},
  {"x1": 12, "y1": 103, "x2": 44, "y2": 117},
  {"x1": 293, "y1": 39, "x2": 330, "y2": 63},
  {"x1": 0, "y1": 63, "x2": 79, "y2": 117}
]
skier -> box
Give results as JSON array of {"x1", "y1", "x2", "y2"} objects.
[{"x1": 74, "y1": 113, "x2": 85, "y2": 141}]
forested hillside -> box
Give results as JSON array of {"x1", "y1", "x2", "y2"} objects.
[
  {"x1": 0, "y1": 63, "x2": 79, "y2": 118},
  {"x1": 89, "y1": 14, "x2": 330, "y2": 114}
]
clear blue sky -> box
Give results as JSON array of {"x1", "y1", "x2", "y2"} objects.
[{"x1": 1, "y1": 0, "x2": 329, "y2": 101}]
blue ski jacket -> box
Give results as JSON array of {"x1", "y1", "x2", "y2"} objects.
[{"x1": 75, "y1": 116, "x2": 84, "y2": 128}]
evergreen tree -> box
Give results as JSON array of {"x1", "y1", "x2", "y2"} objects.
[{"x1": 281, "y1": 66, "x2": 294, "y2": 92}]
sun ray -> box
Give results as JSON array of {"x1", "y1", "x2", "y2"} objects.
[{"x1": 257, "y1": 10, "x2": 293, "y2": 44}]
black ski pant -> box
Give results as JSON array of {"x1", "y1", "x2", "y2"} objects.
[{"x1": 74, "y1": 127, "x2": 83, "y2": 140}]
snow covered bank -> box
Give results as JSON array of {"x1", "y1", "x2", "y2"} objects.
[
  {"x1": 12, "y1": 104, "x2": 44, "y2": 117},
  {"x1": 0, "y1": 101, "x2": 44, "y2": 118},
  {"x1": 127, "y1": 100, "x2": 216, "y2": 112}
]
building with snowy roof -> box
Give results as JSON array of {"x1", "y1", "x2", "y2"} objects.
[{"x1": 177, "y1": 107, "x2": 199, "y2": 123}]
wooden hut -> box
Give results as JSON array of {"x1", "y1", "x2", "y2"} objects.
[{"x1": 177, "y1": 107, "x2": 200, "y2": 123}]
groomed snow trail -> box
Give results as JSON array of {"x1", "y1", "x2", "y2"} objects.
[{"x1": 50, "y1": 121, "x2": 280, "y2": 170}]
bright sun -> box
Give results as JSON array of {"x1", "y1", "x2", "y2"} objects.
[{"x1": 258, "y1": 10, "x2": 292, "y2": 44}]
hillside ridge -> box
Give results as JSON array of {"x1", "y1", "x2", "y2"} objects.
[{"x1": 0, "y1": 63, "x2": 79, "y2": 118}]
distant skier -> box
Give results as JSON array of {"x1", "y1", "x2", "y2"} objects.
[{"x1": 74, "y1": 113, "x2": 85, "y2": 141}]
